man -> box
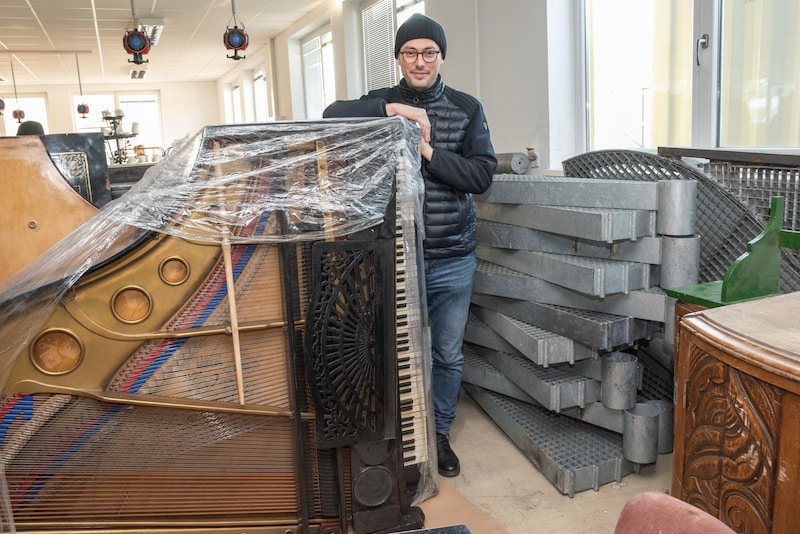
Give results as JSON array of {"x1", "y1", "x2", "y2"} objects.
[
  {"x1": 16, "y1": 121, "x2": 44, "y2": 135},
  {"x1": 324, "y1": 13, "x2": 497, "y2": 477}
]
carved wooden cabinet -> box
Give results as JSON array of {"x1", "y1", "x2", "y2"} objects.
[{"x1": 673, "y1": 292, "x2": 800, "y2": 534}]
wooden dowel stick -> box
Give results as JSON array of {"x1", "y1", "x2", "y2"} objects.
[{"x1": 222, "y1": 238, "x2": 246, "y2": 405}]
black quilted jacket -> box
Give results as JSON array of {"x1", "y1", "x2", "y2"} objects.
[{"x1": 324, "y1": 75, "x2": 497, "y2": 259}]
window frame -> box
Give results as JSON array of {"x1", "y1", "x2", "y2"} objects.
[
  {"x1": 691, "y1": 0, "x2": 721, "y2": 148},
  {"x1": 301, "y1": 26, "x2": 336, "y2": 119}
]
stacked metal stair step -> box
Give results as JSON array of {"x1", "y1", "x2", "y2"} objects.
[
  {"x1": 473, "y1": 257, "x2": 669, "y2": 323},
  {"x1": 462, "y1": 345, "x2": 673, "y2": 497},
  {"x1": 463, "y1": 382, "x2": 635, "y2": 498},
  {"x1": 462, "y1": 172, "x2": 699, "y2": 495},
  {"x1": 467, "y1": 306, "x2": 598, "y2": 367},
  {"x1": 470, "y1": 292, "x2": 655, "y2": 353},
  {"x1": 475, "y1": 202, "x2": 656, "y2": 243}
]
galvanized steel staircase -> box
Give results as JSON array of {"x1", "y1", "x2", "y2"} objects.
[{"x1": 463, "y1": 169, "x2": 698, "y2": 496}]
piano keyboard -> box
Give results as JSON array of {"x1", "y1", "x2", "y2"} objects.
[{"x1": 395, "y1": 158, "x2": 431, "y2": 470}]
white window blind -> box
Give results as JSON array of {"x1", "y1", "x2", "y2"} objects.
[{"x1": 362, "y1": 0, "x2": 396, "y2": 92}]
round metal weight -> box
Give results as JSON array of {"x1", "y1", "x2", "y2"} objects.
[{"x1": 352, "y1": 465, "x2": 393, "y2": 507}]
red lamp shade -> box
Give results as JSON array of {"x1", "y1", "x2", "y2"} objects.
[
  {"x1": 77, "y1": 103, "x2": 90, "y2": 118},
  {"x1": 224, "y1": 26, "x2": 248, "y2": 60},
  {"x1": 123, "y1": 30, "x2": 150, "y2": 65},
  {"x1": 123, "y1": 30, "x2": 150, "y2": 55}
]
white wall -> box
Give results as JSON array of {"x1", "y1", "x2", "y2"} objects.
[
  {"x1": 157, "y1": 82, "x2": 221, "y2": 145},
  {"x1": 425, "y1": 0, "x2": 480, "y2": 97},
  {"x1": 427, "y1": 0, "x2": 585, "y2": 170},
  {"x1": 478, "y1": 0, "x2": 553, "y2": 164}
]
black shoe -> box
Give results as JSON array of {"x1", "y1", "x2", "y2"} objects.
[{"x1": 436, "y1": 433, "x2": 460, "y2": 477}]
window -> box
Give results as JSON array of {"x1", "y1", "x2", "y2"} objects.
[
  {"x1": 585, "y1": 0, "x2": 800, "y2": 150},
  {"x1": 231, "y1": 85, "x2": 243, "y2": 123},
  {"x1": 3, "y1": 95, "x2": 49, "y2": 135},
  {"x1": 585, "y1": 0, "x2": 692, "y2": 150},
  {"x1": 361, "y1": 0, "x2": 425, "y2": 92},
  {"x1": 362, "y1": 0, "x2": 396, "y2": 91},
  {"x1": 70, "y1": 91, "x2": 163, "y2": 163},
  {"x1": 719, "y1": 0, "x2": 800, "y2": 147},
  {"x1": 117, "y1": 93, "x2": 164, "y2": 152},
  {"x1": 397, "y1": 0, "x2": 425, "y2": 22},
  {"x1": 302, "y1": 30, "x2": 336, "y2": 119},
  {"x1": 72, "y1": 94, "x2": 116, "y2": 135},
  {"x1": 254, "y1": 71, "x2": 269, "y2": 122}
]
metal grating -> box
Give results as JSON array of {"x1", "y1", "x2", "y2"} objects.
[
  {"x1": 477, "y1": 245, "x2": 651, "y2": 298},
  {"x1": 476, "y1": 202, "x2": 656, "y2": 244},
  {"x1": 468, "y1": 343, "x2": 601, "y2": 413},
  {"x1": 477, "y1": 219, "x2": 663, "y2": 264},
  {"x1": 477, "y1": 174, "x2": 660, "y2": 210},
  {"x1": 463, "y1": 343, "x2": 537, "y2": 403},
  {"x1": 704, "y1": 163, "x2": 800, "y2": 229},
  {"x1": 704, "y1": 162, "x2": 800, "y2": 274},
  {"x1": 562, "y1": 150, "x2": 800, "y2": 293},
  {"x1": 474, "y1": 258, "x2": 668, "y2": 323},
  {"x1": 467, "y1": 310, "x2": 598, "y2": 364},
  {"x1": 465, "y1": 311, "x2": 519, "y2": 354},
  {"x1": 471, "y1": 292, "x2": 652, "y2": 352},
  {"x1": 470, "y1": 305, "x2": 593, "y2": 367},
  {"x1": 463, "y1": 383, "x2": 634, "y2": 498},
  {"x1": 463, "y1": 345, "x2": 673, "y2": 447}
]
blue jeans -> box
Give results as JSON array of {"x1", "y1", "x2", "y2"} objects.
[{"x1": 425, "y1": 252, "x2": 476, "y2": 435}]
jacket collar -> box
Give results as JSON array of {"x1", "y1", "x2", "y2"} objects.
[{"x1": 399, "y1": 75, "x2": 445, "y2": 105}]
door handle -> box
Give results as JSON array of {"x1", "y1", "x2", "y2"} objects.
[{"x1": 696, "y1": 33, "x2": 709, "y2": 66}]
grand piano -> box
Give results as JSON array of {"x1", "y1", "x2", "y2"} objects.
[
  {"x1": 0, "y1": 132, "x2": 110, "y2": 286},
  {"x1": 0, "y1": 118, "x2": 435, "y2": 533}
]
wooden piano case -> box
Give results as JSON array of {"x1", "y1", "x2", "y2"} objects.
[
  {"x1": 673, "y1": 291, "x2": 800, "y2": 533},
  {"x1": 0, "y1": 119, "x2": 433, "y2": 533}
]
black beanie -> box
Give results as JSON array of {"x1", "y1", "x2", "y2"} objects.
[{"x1": 394, "y1": 14, "x2": 447, "y2": 59}]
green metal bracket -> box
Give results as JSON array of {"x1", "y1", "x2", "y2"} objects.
[{"x1": 666, "y1": 196, "x2": 800, "y2": 308}]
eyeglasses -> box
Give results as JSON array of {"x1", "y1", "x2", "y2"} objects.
[{"x1": 399, "y1": 49, "x2": 441, "y2": 63}]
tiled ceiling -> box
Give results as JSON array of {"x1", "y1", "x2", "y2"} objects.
[{"x1": 0, "y1": 0, "x2": 324, "y2": 87}]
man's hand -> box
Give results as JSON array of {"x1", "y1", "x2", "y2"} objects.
[
  {"x1": 419, "y1": 138, "x2": 434, "y2": 161},
  {"x1": 385, "y1": 103, "x2": 431, "y2": 142}
]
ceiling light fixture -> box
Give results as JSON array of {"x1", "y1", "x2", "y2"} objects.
[
  {"x1": 224, "y1": 0, "x2": 248, "y2": 61},
  {"x1": 10, "y1": 61, "x2": 23, "y2": 123},
  {"x1": 75, "y1": 54, "x2": 89, "y2": 118},
  {"x1": 139, "y1": 18, "x2": 165, "y2": 47},
  {"x1": 123, "y1": 0, "x2": 150, "y2": 65}
]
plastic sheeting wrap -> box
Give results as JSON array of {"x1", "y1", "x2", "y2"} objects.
[
  {"x1": 0, "y1": 117, "x2": 425, "y2": 356},
  {"x1": 0, "y1": 117, "x2": 437, "y2": 528}
]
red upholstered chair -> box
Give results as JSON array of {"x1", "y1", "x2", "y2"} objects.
[{"x1": 614, "y1": 492, "x2": 736, "y2": 534}]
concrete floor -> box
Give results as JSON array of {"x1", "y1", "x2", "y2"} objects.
[{"x1": 427, "y1": 391, "x2": 673, "y2": 534}]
